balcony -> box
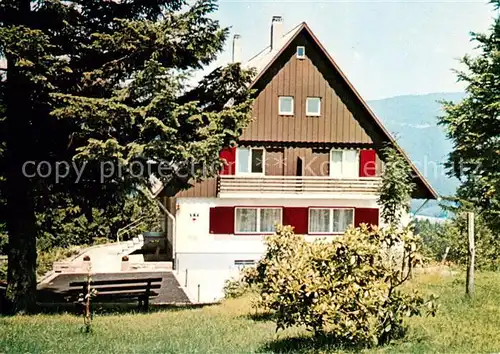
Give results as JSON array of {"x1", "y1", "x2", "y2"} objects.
[{"x1": 218, "y1": 175, "x2": 381, "y2": 199}]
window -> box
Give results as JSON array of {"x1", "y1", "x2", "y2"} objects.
[
  {"x1": 309, "y1": 208, "x2": 354, "y2": 234},
  {"x1": 235, "y1": 207, "x2": 282, "y2": 234},
  {"x1": 279, "y1": 96, "x2": 294, "y2": 115},
  {"x1": 236, "y1": 148, "x2": 264, "y2": 175},
  {"x1": 330, "y1": 149, "x2": 359, "y2": 178},
  {"x1": 296, "y1": 46, "x2": 305, "y2": 59},
  {"x1": 306, "y1": 97, "x2": 321, "y2": 116}
]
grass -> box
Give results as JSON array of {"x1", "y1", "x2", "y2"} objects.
[{"x1": 1, "y1": 271, "x2": 500, "y2": 353}]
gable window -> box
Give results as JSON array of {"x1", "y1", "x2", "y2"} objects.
[
  {"x1": 306, "y1": 97, "x2": 321, "y2": 116},
  {"x1": 236, "y1": 148, "x2": 264, "y2": 175},
  {"x1": 296, "y1": 46, "x2": 306, "y2": 59},
  {"x1": 330, "y1": 149, "x2": 359, "y2": 178},
  {"x1": 279, "y1": 96, "x2": 294, "y2": 115},
  {"x1": 309, "y1": 208, "x2": 354, "y2": 234},
  {"x1": 235, "y1": 207, "x2": 282, "y2": 234}
]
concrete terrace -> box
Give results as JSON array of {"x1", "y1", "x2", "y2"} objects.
[{"x1": 38, "y1": 237, "x2": 243, "y2": 305}]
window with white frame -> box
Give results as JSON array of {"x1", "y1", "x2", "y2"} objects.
[
  {"x1": 309, "y1": 208, "x2": 354, "y2": 234},
  {"x1": 330, "y1": 149, "x2": 359, "y2": 178},
  {"x1": 235, "y1": 207, "x2": 282, "y2": 233},
  {"x1": 279, "y1": 96, "x2": 294, "y2": 115},
  {"x1": 236, "y1": 148, "x2": 264, "y2": 175},
  {"x1": 296, "y1": 46, "x2": 306, "y2": 59},
  {"x1": 306, "y1": 97, "x2": 321, "y2": 116}
]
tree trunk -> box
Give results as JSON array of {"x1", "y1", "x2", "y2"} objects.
[
  {"x1": 3, "y1": 0, "x2": 38, "y2": 313},
  {"x1": 5, "y1": 181, "x2": 38, "y2": 314},
  {"x1": 4, "y1": 80, "x2": 38, "y2": 313}
]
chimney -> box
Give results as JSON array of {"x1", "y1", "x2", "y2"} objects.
[
  {"x1": 270, "y1": 16, "x2": 283, "y2": 51},
  {"x1": 232, "y1": 34, "x2": 242, "y2": 63}
]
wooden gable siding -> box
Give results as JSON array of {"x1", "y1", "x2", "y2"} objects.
[
  {"x1": 283, "y1": 148, "x2": 329, "y2": 176},
  {"x1": 265, "y1": 149, "x2": 285, "y2": 176},
  {"x1": 242, "y1": 33, "x2": 373, "y2": 144},
  {"x1": 175, "y1": 178, "x2": 217, "y2": 198}
]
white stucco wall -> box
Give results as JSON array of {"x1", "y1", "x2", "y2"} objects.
[
  {"x1": 172, "y1": 197, "x2": 416, "y2": 303},
  {"x1": 174, "y1": 196, "x2": 379, "y2": 270}
]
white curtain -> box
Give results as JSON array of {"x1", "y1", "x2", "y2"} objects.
[
  {"x1": 236, "y1": 208, "x2": 257, "y2": 232},
  {"x1": 333, "y1": 209, "x2": 354, "y2": 232},
  {"x1": 260, "y1": 208, "x2": 281, "y2": 232},
  {"x1": 330, "y1": 151, "x2": 343, "y2": 178},
  {"x1": 309, "y1": 209, "x2": 330, "y2": 233},
  {"x1": 330, "y1": 150, "x2": 359, "y2": 178},
  {"x1": 343, "y1": 150, "x2": 358, "y2": 178}
]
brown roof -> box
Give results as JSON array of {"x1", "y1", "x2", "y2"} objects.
[{"x1": 245, "y1": 22, "x2": 438, "y2": 200}]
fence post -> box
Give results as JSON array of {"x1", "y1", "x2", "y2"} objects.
[
  {"x1": 197, "y1": 284, "x2": 200, "y2": 303},
  {"x1": 466, "y1": 212, "x2": 475, "y2": 297},
  {"x1": 184, "y1": 269, "x2": 188, "y2": 288}
]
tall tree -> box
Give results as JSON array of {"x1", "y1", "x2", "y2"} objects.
[
  {"x1": 439, "y1": 0, "x2": 500, "y2": 231},
  {"x1": 0, "y1": 0, "x2": 254, "y2": 313},
  {"x1": 378, "y1": 145, "x2": 415, "y2": 229}
]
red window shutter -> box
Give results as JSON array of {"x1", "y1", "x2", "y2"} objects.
[
  {"x1": 355, "y1": 208, "x2": 379, "y2": 228},
  {"x1": 283, "y1": 207, "x2": 308, "y2": 234},
  {"x1": 359, "y1": 149, "x2": 377, "y2": 177},
  {"x1": 220, "y1": 147, "x2": 236, "y2": 175},
  {"x1": 209, "y1": 207, "x2": 235, "y2": 234}
]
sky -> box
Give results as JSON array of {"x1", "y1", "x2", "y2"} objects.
[{"x1": 201, "y1": 0, "x2": 496, "y2": 100}]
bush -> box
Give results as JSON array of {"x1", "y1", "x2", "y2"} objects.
[
  {"x1": 36, "y1": 246, "x2": 82, "y2": 277},
  {"x1": 248, "y1": 225, "x2": 437, "y2": 347},
  {"x1": 415, "y1": 219, "x2": 450, "y2": 263},
  {"x1": 223, "y1": 278, "x2": 248, "y2": 299},
  {"x1": 415, "y1": 212, "x2": 500, "y2": 271},
  {"x1": 0, "y1": 233, "x2": 7, "y2": 255},
  {"x1": 0, "y1": 262, "x2": 6, "y2": 281},
  {"x1": 223, "y1": 267, "x2": 258, "y2": 299}
]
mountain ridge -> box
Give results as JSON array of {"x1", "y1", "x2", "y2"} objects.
[{"x1": 366, "y1": 92, "x2": 465, "y2": 217}]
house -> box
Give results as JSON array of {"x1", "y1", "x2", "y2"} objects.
[{"x1": 159, "y1": 17, "x2": 438, "y2": 275}]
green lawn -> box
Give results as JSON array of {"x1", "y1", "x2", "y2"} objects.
[{"x1": 1, "y1": 271, "x2": 500, "y2": 353}]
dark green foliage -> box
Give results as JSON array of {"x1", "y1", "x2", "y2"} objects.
[
  {"x1": 0, "y1": 233, "x2": 7, "y2": 255},
  {"x1": 0, "y1": 0, "x2": 254, "y2": 312},
  {"x1": 416, "y1": 202, "x2": 500, "y2": 271},
  {"x1": 438, "y1": 0, "x2": 500, "y2": 231},
  {"x1": 36, "y1": 192, "x2": 160, "y2": 251},
  {"x1": 36, "y1": 246, "x2": 82, "y2": 278},
  {"x1": 414, "y1": 219, "x2": 449, "y2": 262},
  {"x1": 0, "y1": 263, "x2": 6, "y2": 281},
  {"x1": 378, "y1": 145, "x2": 415, "y2": 228}
]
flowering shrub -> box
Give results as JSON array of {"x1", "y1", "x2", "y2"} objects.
[{"x1": 245, "y1": 224, "x2": 437, "y2": 347}]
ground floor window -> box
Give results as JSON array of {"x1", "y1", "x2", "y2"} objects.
[
  {"x1": 308, "y1": 208, "x2": 354, "y2": 234},
  {"x1": 235, "y1": 207, "x2": 282, "y2": 233}
]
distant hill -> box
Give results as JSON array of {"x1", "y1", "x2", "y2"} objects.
[{"x1": 367, "y1": 92, "x2": 466, "y2": 217}]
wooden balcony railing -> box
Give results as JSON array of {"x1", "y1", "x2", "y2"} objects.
[{"x1": 218, "y1": 175, "x2": 381, "y2": 196}]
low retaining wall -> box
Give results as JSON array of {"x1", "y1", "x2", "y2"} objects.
[{"x1": 53, "y1": 261, "x2": 90, "y2": 273}]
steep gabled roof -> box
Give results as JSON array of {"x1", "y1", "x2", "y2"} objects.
[
  {"x1": 244, "y1": 22, "x2": 438, "y2": 200},
  {"x1": 243, "y1": 23, "x2": 303, "y2": 74}
]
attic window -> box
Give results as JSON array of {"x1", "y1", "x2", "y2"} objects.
[
  {"x1": 279, "y1": 96, "x2": 294, "y2": 115},
  {"x1": 296, "y1": 46, "x2": 305, "y2": 59},
  {"x1": 306, "y1": 97, "x2": 321, "y2": 116}
]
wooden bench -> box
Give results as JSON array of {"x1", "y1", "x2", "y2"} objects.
[{"x1": 68, "y1": 277, "x2": 163, "y2": 311}]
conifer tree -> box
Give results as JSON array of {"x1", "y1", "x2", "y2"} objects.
[
  {"x1": 0, "y1": 0, "x2": 254, "y2": 313},
  {"x1": 439, "y1": 0, "x2": 500, "y2": 231}
]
